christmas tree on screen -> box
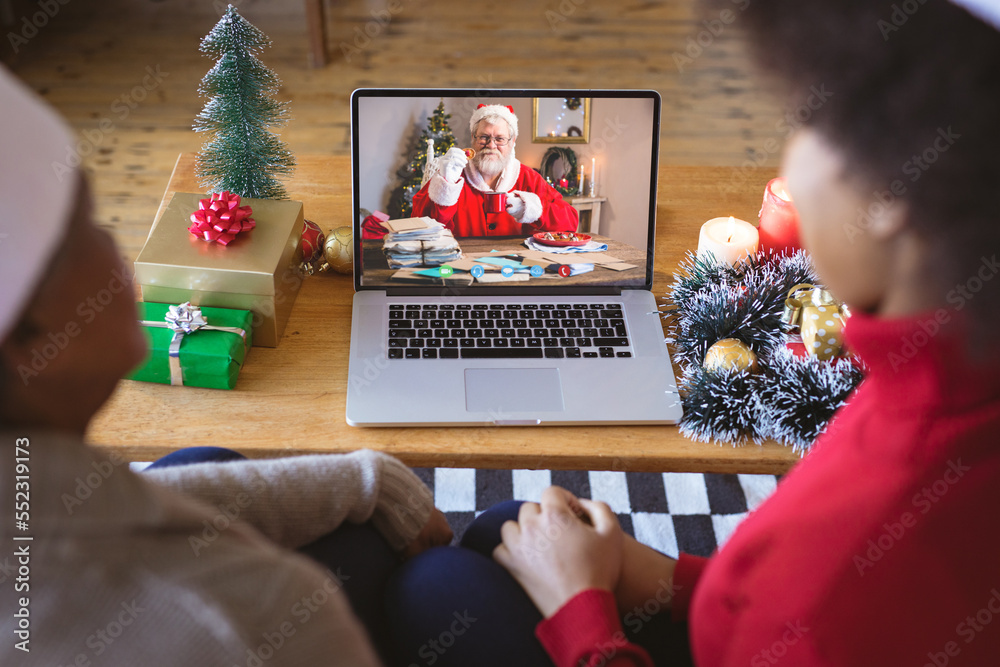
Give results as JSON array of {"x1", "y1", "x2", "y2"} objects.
[
  {"x1": 193, "y1": 5, "x2": 295, "y2": 200},
  {"x1": 393, "y1": 101, "x2": 457, "y2": 217}
]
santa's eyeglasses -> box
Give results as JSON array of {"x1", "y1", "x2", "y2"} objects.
[{"x1": 474, "y1": 135, "x2": 510, "y2": 147}]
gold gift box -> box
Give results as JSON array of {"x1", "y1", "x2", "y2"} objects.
[{"x1": 134, "y1": 192, "x2": 305, "y2": 347}]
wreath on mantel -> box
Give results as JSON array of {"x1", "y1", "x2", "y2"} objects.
[
  {"x1": 539, "y1": 146, "x2": 579, "y2": 196},
  {"x1": 661, "y1": 250, "x2": 865, "y2": 455}
]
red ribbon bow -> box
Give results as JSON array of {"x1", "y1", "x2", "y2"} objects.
[
  {"x1": 477, "y1": 104, "x2": 515, "y2": 114},
  {"x1": 188, "y1": 191, "x2": 256, "y2": 245}
]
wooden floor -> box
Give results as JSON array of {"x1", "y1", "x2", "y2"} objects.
[{"x1": 4, "y1": 0, "x2": 783, "y2": 261}]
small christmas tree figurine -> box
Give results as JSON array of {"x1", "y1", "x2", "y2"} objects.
[
  {"x1": 193, "y1": 5, "x2": 295, "y2": 200},
  {"x1": 395, "y1": 100, "x2": 457, "y2": 217}
]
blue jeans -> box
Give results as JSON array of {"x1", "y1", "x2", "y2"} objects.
[
  {"x1": 386, "y1": 501, "x2": 693, "y2": 667},
  {"x1": 146, "y1": 447, "x2": 400, "y2": 663}
]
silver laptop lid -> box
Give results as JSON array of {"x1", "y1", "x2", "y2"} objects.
[{"x1": 350, "y1": 89, "x2": 661, "y2": 297}]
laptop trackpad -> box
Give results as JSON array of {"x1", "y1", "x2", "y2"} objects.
[{"x1": 464, "y1": 368, "x2": 565, "y2": 413}]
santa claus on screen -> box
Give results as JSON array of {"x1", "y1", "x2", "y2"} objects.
[{"x1": 412, "y1": 104, "x2": 579, "y2": 237}]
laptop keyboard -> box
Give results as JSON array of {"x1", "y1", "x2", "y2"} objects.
[{"x1": 386, "y1": 303, "x2": 632, "y2": 360}]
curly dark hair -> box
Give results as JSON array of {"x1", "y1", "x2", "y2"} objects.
[{"x1": 711, "y1": 0, "x2": 1000, "y2": 335}]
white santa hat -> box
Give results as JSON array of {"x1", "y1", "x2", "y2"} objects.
[
  {"x1": 470, "y1": 104, "x2": 519, "y2": 140},
  {"x1": 950, "y1": 0, "x2": 1000, "y2": 30},
  {"x1": 0, "y1": 65, "x2": 78, "y2": 343}
]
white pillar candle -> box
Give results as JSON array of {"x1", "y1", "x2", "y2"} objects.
[{"x1": 696, "y1": 216, "x2": 759, "y2": 265}]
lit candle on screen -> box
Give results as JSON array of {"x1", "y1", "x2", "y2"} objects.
[
  {"x1": 758, "y1": 177, "x2": 802, "y2": 256},
  {"x1": 697, "y1": 216, "x2": 759, "y2": 265}
]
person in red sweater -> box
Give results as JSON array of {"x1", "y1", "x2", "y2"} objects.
[
  {"x1": 386, "y1": 1, "x2": 1000, "y2": 666},
  {"x1": 411, "y1": 103, "x2": 579, "y2": 237}
]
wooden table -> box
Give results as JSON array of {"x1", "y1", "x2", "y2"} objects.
[{"x1": 87, "y1": 154, "x2": 799, "y2": 475}]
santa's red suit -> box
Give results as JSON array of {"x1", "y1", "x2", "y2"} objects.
[{"x1": 412, "y1": 158, "x2": 579, "y2": 238}]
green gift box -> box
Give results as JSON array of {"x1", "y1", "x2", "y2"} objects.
[{"x1": 128, "y1": 302, "x2": 253, "y2": 390}]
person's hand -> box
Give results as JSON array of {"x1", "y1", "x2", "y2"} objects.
[
  {"x1": 493, "y1": 486, "x2": 624, "y2": 618},
  {"x1": 543, "y1": 487, "x2": 678, "y2": 613},
  {"x1": 400, "y1": 508, "x2": 453, "y2": 560},
  {"x1": 505, "y1": 192, "x2": 526, "y2": 220},
  {"x1": 439, "y1": 147, "x2": 468, "y2": 183},
  {"x1": 545, "y1": 485, "x2": 589, "y2": 522},
  {"x1": 505, "y1": 190, "x2": 542, "y2": 223}
]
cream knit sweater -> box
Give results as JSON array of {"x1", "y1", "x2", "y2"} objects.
[{"x1": 0, "y1": 431, "x2": 435, "y2": 666}]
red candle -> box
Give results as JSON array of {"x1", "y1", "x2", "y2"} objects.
[{"x1": 758, "y1": 177, "x2": 802, "y2": 256}]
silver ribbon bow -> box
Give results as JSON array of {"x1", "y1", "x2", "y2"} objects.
[
  {"x1": 166, "y1": 302, "x2": 209, "y2": 334},
  {"x1": 140, "y1": 302, "x2": 247, "y2": 386}
]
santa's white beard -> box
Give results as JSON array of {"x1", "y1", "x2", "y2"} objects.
[{"x1": 474, "y1": 149, "x2": 511, "y2": 180}]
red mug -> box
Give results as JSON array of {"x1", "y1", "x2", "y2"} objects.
[{"x1": 483, "y1": 191, "x2": 507, "y2": 214}]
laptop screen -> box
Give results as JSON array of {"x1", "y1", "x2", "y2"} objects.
[{"x1": 351, "y1": 89, "x2": 660, "y2": 294}]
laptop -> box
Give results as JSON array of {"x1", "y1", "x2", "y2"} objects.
[{"x1": 346, "y1": 89, "x2": 682, "y2": 426}]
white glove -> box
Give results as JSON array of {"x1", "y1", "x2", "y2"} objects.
[
  {"x1": 505, "y1": 191, "x2": 542, "y2": 223},
  {"x1": 505, "y1": 192, "x2": 526, "y2": 220},
  {"x1": 438, "y1": 147, "x2": 468, "y2": 183}
]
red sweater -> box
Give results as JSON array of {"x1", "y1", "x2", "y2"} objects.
[
  {"x1": 411, "y1": 163, "x2": 578, "y2": 238},
  {"x1": 538, "y1": 310, "x2": 1000, "y2": 666}
]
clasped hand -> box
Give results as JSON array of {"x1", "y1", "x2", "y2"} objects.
[{"x1": 493, "y1": 486, "x2": 624, "y2": 618}]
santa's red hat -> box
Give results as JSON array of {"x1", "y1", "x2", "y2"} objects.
[{"x1": 470, "y1": 104, "x2": 518, "y2": 140}]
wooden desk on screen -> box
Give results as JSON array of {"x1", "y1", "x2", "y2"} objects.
[
  {"x1": 362, "y1": 234, "x2": 645, "y2": 288},
  {"x1": 87, "y1": 154, "x2": 796, "y2": 475}
]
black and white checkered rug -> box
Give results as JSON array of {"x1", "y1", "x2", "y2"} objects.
[
  {"x1": 412, "y1": 468, "x2": 780, "y2": 558},
  {"x1": 134, "y1": 461, "x2": 780, "y2": 557}
]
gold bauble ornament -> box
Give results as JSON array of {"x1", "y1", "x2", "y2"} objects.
[
  {"x1": 324, "y1": 226, "x2": 354, "y2": 274},
  {"x1": 703, "y1": 338, "x2": 759, "y2": 373}
]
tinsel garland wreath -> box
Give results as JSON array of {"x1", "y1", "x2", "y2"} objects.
[{"x1": 663, "y1": 251, "x2": 864, "y2": 454}]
